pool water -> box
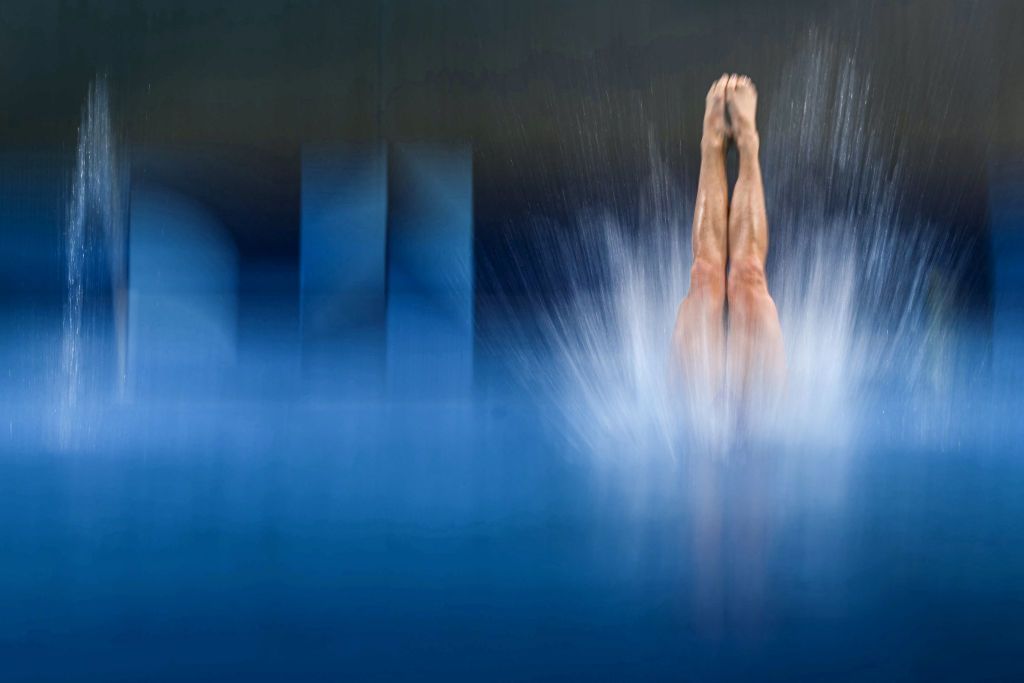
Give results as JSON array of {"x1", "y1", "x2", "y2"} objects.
[{"x1": 2, "y1": 355, "x2": 1022, "y2": 681}]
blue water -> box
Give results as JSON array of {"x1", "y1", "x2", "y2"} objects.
[{"x1": 1, "y1": 359, "x2": 1023, "y2": 681}]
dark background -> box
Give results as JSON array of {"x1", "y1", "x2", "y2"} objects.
[{"x1": 1, "y1": 0, "x2": 1021, "y2": 334}]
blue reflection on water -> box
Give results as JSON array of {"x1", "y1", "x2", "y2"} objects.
[{"x1": 1, "y1": 348, "x2": 1023, "y2": 680}]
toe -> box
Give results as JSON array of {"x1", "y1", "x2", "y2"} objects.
[{"x1": 709, "y1": 75, "x2": 724, "y2": 98}]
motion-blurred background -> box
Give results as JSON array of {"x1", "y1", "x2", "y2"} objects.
[{"x1": 1, "y1": 0, "x2": 1021, "y2": 395}]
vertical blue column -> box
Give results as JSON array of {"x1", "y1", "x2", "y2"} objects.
[
  {"x1": 990, "y1": 162, "x2": 1024, "y2": 387},
  {"x1": 0, "y1": 152, "x2": 65, "y2": 385},
  {"x1": 128, "y1": 183, "x2": 239, "y2": 396},
  {"x1": 301, "y1": 145, "x2": 388, "y2": 394},
  {"x1": 386, "y1": 144, "x2": 474, "y2": 396}
]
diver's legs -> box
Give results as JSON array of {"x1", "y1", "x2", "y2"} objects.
[
  {"x1": 724, "y1": 75, "x2": 785, "y2": 398},
  {"x1": 673, "y1": 75, "x2": 731, "y2": 393}
]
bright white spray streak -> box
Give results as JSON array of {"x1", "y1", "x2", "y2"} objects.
[{"x1": 59, "y1": 78, "x2": 128, "y2": 441}]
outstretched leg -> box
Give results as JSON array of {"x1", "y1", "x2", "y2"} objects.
[
  {"x1": 724, "y1": 75, "x2": 785, "y2": 401},
  {"x1": 673, "y1": 75, "x2": 731, "y2": 396}
]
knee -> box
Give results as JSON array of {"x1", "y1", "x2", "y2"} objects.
[
  {"x1": 727, "y1": 256, "x2": 768, "y2": 311},
  {"x1": 687, "y1": 257, "x2": 725, "y2": 308}
]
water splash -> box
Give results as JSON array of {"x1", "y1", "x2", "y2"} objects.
[
  {"x1": 59, "y1": 78, "x2": 129, "y2": 443},
  {"x1": 764, "y1": 33, "x2": 967, "y2": 443},
  {"x1": 505, "y1": 34, "x2": 967, "y2": 459}
]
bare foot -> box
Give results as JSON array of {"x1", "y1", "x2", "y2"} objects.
[
  {"x1": 702, "y1": 74, "x2": 731, "y2": 149},
  {"x1": 725, "y1": 74, "x2": 758, "y2": 151}
]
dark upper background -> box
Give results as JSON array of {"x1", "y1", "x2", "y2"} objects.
[
  {"x1": 1, "y1": 1, "x2": 1020, "y2": 154},
  {"x1": 0, "y1": 0, "x2": 1021, "y2": 325}
]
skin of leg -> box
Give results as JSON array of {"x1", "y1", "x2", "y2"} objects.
[
  {"x1": 673, "y1": 76, "x2": 731, "y2": 396},
  {"x1": 724, "y1": 75, "x2": 785, "y2": 399}
]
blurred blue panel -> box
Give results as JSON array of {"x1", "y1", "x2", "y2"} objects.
[
  {"x1": 0, "y1": 153, "x2": 67, "y2": 386},
  {"x1": 300, "y1": 145, "x2": 387, "y2": 393},
  {"x1": 989, "y1": 161, "x2": 1024, "y2": 384},
  {"x1": 129, "y1": 183, "x2": 239, "y2": 396},
  {"x1": 386, "y1": 144, "x2": 474, "y2": 396},
  {"x1": 0, "y1": 152, "x2": 65, "y2": 304}
]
